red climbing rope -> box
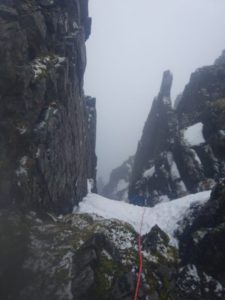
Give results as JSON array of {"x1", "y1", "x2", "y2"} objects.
[{"x1": 133, "y1": 206, "x2": 146, "y2": 300}]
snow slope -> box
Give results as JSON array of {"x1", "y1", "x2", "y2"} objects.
[{"x1": 77, "y1": 190, "x2": 211, "y2": 246}]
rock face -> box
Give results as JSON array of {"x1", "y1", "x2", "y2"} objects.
[
  {"x1": 0, "y1": 208, "x2": 179, "y2": 300},
  {"x1": 102, "y1": 156, "x2": 134, "y2": 201},
  {"x1": 129, "y1": 55, "x2": 225, "y2": 206},
  {"x1": 85, "y1": 96, "x2": 97, "y2": 192},
  {"x1": 178, "y1": 180, "x2": 225, "y2": 287},
  {"x1": 0, "y1": 0, "x2": 96, "y2": 213},
  {"x1": 174, "y1": 181, "x2": 225, "y2": 300}
]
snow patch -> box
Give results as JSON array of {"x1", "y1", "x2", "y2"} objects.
[
  {"x1": 190, "y1": 149, "x2": 202, "y2": 166},
  {"x1": 87, "y1": 179, "x2": 94, "y2": 193},
  {"x1": 158, "y1": 195, "x2": 170, "y2": 203},
  {"x1": 102, "y1": 249, "x2": 112, "y2": 260},
  {"x1": 32, "y1": 57, "x2": 49, "y2": 79},
  {"x1": 143, "y1": 166, "x2": 155, "y2": 178},
  {"x1": 184, "y1": 264, "x2": 200, "y2": 282},
  {"x1": 163, "y1": 96, "x2": 171, "y2": 105},
  {"x1": 115, "y1": 179, "x2": 129, "y2": 193},
  {"x1": 171, "y1": 161, "x2": 180, "y2": 180},
  {"x1": 78, "y1": 190, "x2": 211, "y2": 246},
  {"x1": 183, "y1": 122, "x2": 205, "y2": 146}
]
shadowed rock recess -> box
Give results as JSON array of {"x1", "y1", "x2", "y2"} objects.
[{"x1": 0, "y1": 0, "x2": 96, "y2": 213}]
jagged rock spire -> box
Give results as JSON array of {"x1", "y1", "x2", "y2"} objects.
[{"x1": 159, "y1": 70, "x2": 173, "y2": 97}]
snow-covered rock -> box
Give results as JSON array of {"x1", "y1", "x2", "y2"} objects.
[{"x1": 78, "y1": 190, "x2": 211, "y2": 246}]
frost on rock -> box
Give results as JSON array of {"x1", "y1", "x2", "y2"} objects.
[
  {"x1": 32, "y1": 57, "x2": 49, "y2": 79},
  {"x1": 182, "y1": 122, "x2": 205, "y2": 146},
  {"x1": 177, "y1": 264, "x2": 225, "y2": 299},
  {"x1": 177, "y1": 264, "x2": 201, "y2": 296},
  {"x1": 190, "y1": 148, "x2": 202, "y2": 167},
  {"x1": 34, "y1": 105, "x2": 59, "y2": 133},
  {"x1": 203, "y1": 272, "x2": 225, "y2": 297},
  {"x1": 16, "y1": 125, "x2": 27, "y2": 135},
  {"x1": 32, "y1": 55, "x2": 67, "y2": 79},
  {"x1": 54, "y1": 56, "x2": 66, "y2": 68},
  {"x1": 16, "y1": 156, "x2": 29, "y2": 177},
  {"x1": 192, "y1": 228, "x2": 208, "y2": 244},
  {"x1": 182, "y1": 264, "x2": 200, "y2": 282}
]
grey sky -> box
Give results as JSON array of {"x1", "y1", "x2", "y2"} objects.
[{"x1": 84, "y1": 0, "x2": 225, "y2": 183}]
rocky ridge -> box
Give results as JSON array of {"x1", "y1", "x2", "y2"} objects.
[
  {"x1": 129, "y1": 55, "x2": 225, "y2": 206},
  {"x1": 0, "y1": 0, "x2": 96, "y2": 213}
]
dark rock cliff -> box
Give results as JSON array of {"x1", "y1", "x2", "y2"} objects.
[
  {"x1": 178, "y1": 180, "x2": 225, "y2": 287},
  {"x1": 102, "y1": 156, "x2": 134, "y2": 201},
  {"x1": 175, "y1": 181, "x2": 225, "y2": 300},
  {"x1": 0, "y1": 0, "x2": 96, "y2": 213},
  {"x1": 129, "y1": 54, "x2": 225, "y2": 206}
]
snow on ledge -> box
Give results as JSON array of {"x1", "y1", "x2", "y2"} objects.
[
  {"x1": 183, "y1": 122, "x2": 205, "y2": 146},
  {"x1": 77, "y1": 190, "x2": 211, "y2": 247},
  {"x1": 143, "y1": 166, "x2": 155, "y2": 178}
]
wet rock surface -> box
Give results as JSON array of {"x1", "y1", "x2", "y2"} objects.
[{"x1": 0, "y1": 0, "x2": 96, "y2": 213}]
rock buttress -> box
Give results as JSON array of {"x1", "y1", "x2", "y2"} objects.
[
  {"x1": 129, "y1": 53, "x2": 225, "y2": 205},
  {"x1": 0, "y1": 0, "x2": 96, "y2": 213},
  {"x1": 129, "y1": 70, "x2": 183, "y2": 205}
]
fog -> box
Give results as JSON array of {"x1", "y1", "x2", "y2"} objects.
[{"x1": 84, "y1": 0, "x2": 225, "y2": 183}]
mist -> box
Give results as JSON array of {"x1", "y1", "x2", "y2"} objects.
[{"x1": 84, "y1": 0, "x2": 225, "y2": 183}]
